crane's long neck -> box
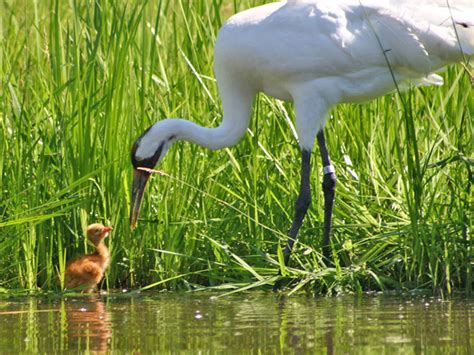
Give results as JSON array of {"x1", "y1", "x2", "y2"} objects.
[
  {"x1": 135, "y1": 80, "x2": 255, "y2": 161},
  {"x1": 173, "y1": 117, "x2": 247, "y2": 150},
  {"x1": 178, "y1": 91, "x2": 254, "y2": 150},
  {"x1": 168, "y1": 84, "x2": 255, "y2": 150}
]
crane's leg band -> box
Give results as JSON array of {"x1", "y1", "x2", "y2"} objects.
[
  {"x1": 323, "y1": 165, "x2": 335, "y2": 175},
  {"x1": 317, "y1": 131, "x2": 336, "y2": 261}
]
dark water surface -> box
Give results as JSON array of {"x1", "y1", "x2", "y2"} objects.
[{"x1": 0, "y1": 292, "x2": 472, "y2": 353}]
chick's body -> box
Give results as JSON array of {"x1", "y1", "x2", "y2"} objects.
[{"x1": 65, "y1": 223, "x2": 111, "y2": 290}]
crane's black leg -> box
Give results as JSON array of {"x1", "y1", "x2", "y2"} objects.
[
  {"x1": 317, "y1": 130, "x2": 336, "y2": 261},
  {"x1": 273, "y1": 130, "x2": 336, "y2": 290},
  {"x1": 273, "y1": 149, "x2": 311, "y2": 291},
  {"x1": 283, "y1": 149, "x2": 312, "y2": 265}
]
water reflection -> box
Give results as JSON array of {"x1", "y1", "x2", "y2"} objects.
[
  {"x1": 0, "y1": 293, "x2": 472, "y2": 353},
  {"x1": 64, "y1": 296, "x2": 111, "y2": 352}
]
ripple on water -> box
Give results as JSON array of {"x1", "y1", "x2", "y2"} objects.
[{"x1": 0, "y1": 293, "x2": 472, "y2": 353}]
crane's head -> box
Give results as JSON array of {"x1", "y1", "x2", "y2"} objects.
[
  {"x1": 87, "y1": 223, "x2": 112, "y2": 245},
  {"x1": 130, "y1": 121, "x2": 177, "y2": 229}
]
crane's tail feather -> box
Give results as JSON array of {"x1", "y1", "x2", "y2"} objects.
[{"x1": 392, "y1": 0, "x2": 474, "y2": 57}]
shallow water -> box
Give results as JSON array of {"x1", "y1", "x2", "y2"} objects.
[{"x1": 0, "y1": 292, "x2": 472, "y2": 353}]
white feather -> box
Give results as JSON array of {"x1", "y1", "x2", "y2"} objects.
[{"x1": 136, "y1": 0, "x2": 473, "y2": 156}]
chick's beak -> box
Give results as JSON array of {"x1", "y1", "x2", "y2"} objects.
[
  {"x1": 130, "y1": 168, "x2": 151, "y2": 229},
  {"x1": 102, "y1": 226, "x2": 113, "y2": 235}
]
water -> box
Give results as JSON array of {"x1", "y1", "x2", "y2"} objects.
[{"x1": 0, "y1": 292, "x2": 472, "y2": 353}]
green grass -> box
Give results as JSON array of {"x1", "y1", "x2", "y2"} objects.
[{"x1": 0, "y1": 0, "x2": 472, "y2": 295}]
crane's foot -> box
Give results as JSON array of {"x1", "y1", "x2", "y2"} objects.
[
  {"x1": 322, "y1": 246, "x2": 332, "y2": 265},
  {"x1": 272, "y1": 276, "x2": 292, "y2": 292},
  {"x1": 273, "y1": 278, "x2": 284, "y2": 292}
]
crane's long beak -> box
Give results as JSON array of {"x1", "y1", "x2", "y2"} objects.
[{"x1": 130, "y1": 168, "x2": 151, "y2": 230}]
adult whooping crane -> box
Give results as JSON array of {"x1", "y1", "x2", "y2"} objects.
[{"x1": 130, "y1": 0, "x2": 473, "y2": 271}]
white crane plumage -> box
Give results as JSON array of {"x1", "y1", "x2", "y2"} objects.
[{"x1": 130, "y1": 0, "x2": 473, "y2": 275}]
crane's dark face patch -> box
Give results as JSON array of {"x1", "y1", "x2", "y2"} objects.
[
  {"x1": 131, "y1": 124, "x2": 165, "y2": 169},
  {"x1": 131, "y1": 139, "x2": 164, "y2": 170},
  {"x1": 131, "y1": 124, "x2": 178, "y2": 170}
]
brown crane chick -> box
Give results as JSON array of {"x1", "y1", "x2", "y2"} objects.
[{"x1": 64, "y1": 223, "x2": 112, "y2": 291}]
